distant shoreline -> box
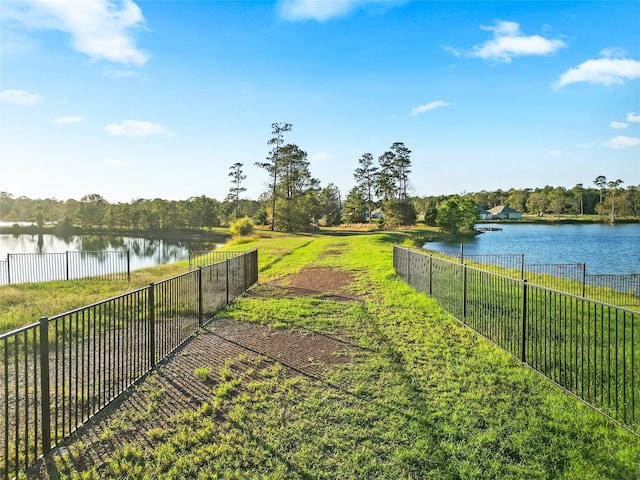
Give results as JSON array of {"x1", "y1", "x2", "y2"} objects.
[
  {"x1": 0, "y1": 224, "x2": 231, "y2": 242},
  {"x1": 0, "y1": 215, "x2": 637, "y2": 240},
  {"x1": 480, "y1": 215, "x2": 639, "y2": 225}
]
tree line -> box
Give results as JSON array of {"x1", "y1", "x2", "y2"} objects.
[
  {"x1": 0, "y1": 192, "x2": 264, "y2": 231},
  {"x1": 414, "y1": 178, "x2": 639, "y2": 226},
  {"x1": 1, "y1": 121, "x2": 638, "y2": 232}
]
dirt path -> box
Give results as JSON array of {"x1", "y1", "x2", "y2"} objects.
[{"x1": 32, "y1": 266, "x2": 359, "y2": 478}]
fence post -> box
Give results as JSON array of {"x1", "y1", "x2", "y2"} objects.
[
  {"x1": 39, "y1": 316, "x2": 51, "y2": 455},
  {"x1": 521, "y1": 280, "x2": 528, "y2": 362},
  {"x1": 459, "y1": 243, "x2": 464, "y2": 263},
  {"x1": 521, "y1": 254, "x2": 525, "y2": 280},
  {"x1": 252, "y1": 249, "x2": 258, "y2": 286},
  {"x1": 148, "y1": 283, "x2": 156, "y2": 369},
  {"x1": 244, "y1": 252, "x2": 249, "y2": 291},
  {"x1": 66, "y1": 251, "x2": 70, "y2": 281},
  {"x1": 226, "y1": 259, "x2": 230, "y2": 306},
  {"x1": 406, "y1": 248, "x2": 411, "y2": 286},
  {"x1": 198, "y1": 267, "x2": 203, "y2": 327},
  {"x1": 581, "y1": 262, "x2": 586, "y2": 298},
  {"x1": 429, "y1": 255, "x2": 433, "y2": 295},
  {"x1": 7, "y1": 253, "x2": 11, "y2": 285},
  {"x1": 127, "y1": 250, "x2": 131, "y2": 282},
  {"x1": 462, "y1": 264, "x2": 468, "y2": 324}
]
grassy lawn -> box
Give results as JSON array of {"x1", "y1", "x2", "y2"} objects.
[
  {"x1": 0, "y1": 257, "x2": 212, "y2": 333},
  {"x1": 40, "y1": 229, "x2": 640, "y2": 479}
]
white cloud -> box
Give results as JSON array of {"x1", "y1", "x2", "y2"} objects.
[
  {"x1": 410, "y1": 101, "x2": 452, "y2": 116},
  {"x1": 576, "y1": 143, "x2": 595, "y2": 148},
  {"x1": 0, "y1": 89, "x2": 42, "y2": 106},
  {"x1": 627, "y1": 112, "x2": 640, "y2": 123},
  {"x1": 600, "y1": 47, "x2": 627, "y2": 59},
  {"x1": 277, "y1": 0, "x2": 403, "y2": 21},
  {"x1": 460, "y1": 20, "x2": 565, "y2": 62},
  {"x1": 51, "y1": 115, "x2": 84, "y2": 125},
  {"x1": 556, "y1": 57, "x2": 640, "y2": 87},
  {"x1": 610, "y1": 121, "x2": 628, "y2": 129},
  {"x1": 602, "y1": 136, "x2": 640, "y2": 149},
  {"x1": 104, "y1": 120, "x2": 174, "y2": 138},
  {"x1": 4, "y1": 0, "x2": 149, "y2": 65},
  {"x1": 278, "y1": 0, "x2": 355, "y2": 21}
]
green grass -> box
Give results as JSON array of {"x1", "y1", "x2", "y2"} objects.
[
  {"x1": 45, "y1": 230, "x2": 640, "y2": 479},
  {"x1": 0, "y1": 261, "x2": 198, "y2": 333}
]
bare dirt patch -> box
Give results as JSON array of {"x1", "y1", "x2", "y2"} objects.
[
  {"x1": 269, "y1": 266, "x2": 359, "y2": 301},
  {"x1": 33, "y1": 312, "x2": 357, "y2": 478},
  {"x1": 30, "y1": 264, "x2": 362, "y2": 478}
]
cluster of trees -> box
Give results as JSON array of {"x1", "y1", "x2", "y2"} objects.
[
  {"x1": 414, "y1": 177, "x2": 639, "y2": 226},
  {"x1": 0, "y1": 192, "x2": 263, "y2": 231},
  {"x1": 241, "y1": 123, "x2": 416, "y2": 231},
  {"x1": 342, "y1": 142, "x2": 417, "y2": 227},
  {"x1": 2, "y1": 118, "x2": 638, "y2": 233},
  {"x1": 253, "y1": 123, "x2": 327, "y2": 231}
]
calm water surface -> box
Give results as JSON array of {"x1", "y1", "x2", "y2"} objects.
[
  {"x1": 0, "y1": 233, "x2": 219, "y2": 271},
  {"x1": 424, "y1": 223, "x2": 640, "y2": 274}
]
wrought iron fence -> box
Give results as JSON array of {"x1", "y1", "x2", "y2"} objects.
[
  {"x1": 585, "y1": 274, "x2": 640, "y2": 307},
  {"x1": 0, "y1": 249, "x2": 258, "y2": 479},
  {"x1": 523, "y1": 263, "x2": 586, "y2": 296},
  {"x1": 188, "y1": 250, "x2": 246, "y2": 269},
  {"x1": 460, "y1": 253, "x2": 525, "y2": 278},
  {"x1": 424, "y1": 246, "x2": 640, "y2": 307},
  {"x1": 394, "y1": 246, "x2": 639, "y2": 435},
  {"x1": 0, "y1": 251, "x2": 131, "y2": 286}
]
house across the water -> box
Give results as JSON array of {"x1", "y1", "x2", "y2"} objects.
[
  {"x1": 486, "y1": 205, "x2": 523, "y2": 220},
  {"x1": 477, "y1": 207, "x2": 491, "y2": 220}
]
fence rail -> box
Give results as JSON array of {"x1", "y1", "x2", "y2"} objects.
[
  {"x1": 585, "y1": 273, "x2": 640, "y2": 306},
  {"x1": 424, "y1": 246, "x2": 640, "y2": 307},
  {"x1": 0, "y1": 251, "x2": 131, "y2": 286},
  {"x1": 188, "y1": 250, "x2": 246, "y2": 269},
  {"x1": 0, "y1": 249, "x2": 258, "y2": 479},
  {"x1": 394, "y1": 246, "x2": 639, "y2": 435}
]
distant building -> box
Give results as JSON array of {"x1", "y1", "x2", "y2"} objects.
[
  {"x1": 477, "y1": 206, "x2": 491, "y2": 220},
  {"x1": 369, "y1": 209, "x2": 385, "y2": 220},
  {"x1": 487, "y1": 205, "x2": 523, "y2": 220}
]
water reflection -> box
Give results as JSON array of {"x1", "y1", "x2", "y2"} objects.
[{"x1": 0, "y1": 233, "x2": 221, "y2": 272}]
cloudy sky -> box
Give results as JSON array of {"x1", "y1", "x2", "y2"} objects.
[{"x1": 1, "y1": 0, "x2": 639, "y2": 203}]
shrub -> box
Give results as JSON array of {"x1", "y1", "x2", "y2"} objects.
[{"x1": 229, "y1": 217, "x2": 255, "y2": 237}]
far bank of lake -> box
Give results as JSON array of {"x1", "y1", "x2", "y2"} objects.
[
  {"x1": 424, "y1": 222, "x2": 640, "y2": 275},
  {"x1": 0, "y1": 227, "x2": 227, "y2": 272}
]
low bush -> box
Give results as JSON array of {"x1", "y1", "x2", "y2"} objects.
[{"x1": 229, "y1": 217, "x2": 255, "y2": 237}]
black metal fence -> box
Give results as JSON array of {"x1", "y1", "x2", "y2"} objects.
[
  {"x1": 188, "y1": 250, "x2": 247, "y2": 269},
  {"x1": 394, "y1": 246, "x2": 639, "y2": 435},
  {"x1": 0, "y1": 251, "x2": 131, "y2": 286},
  {"x1": 0, "y1": 249, "x2": 258, "y2": 479},
  {"x1": 424, "y1": 246, "x2": 640, "y2": 307},
  {"x1": 585, "y1": 274, "x2": 640, "y2": 306}
]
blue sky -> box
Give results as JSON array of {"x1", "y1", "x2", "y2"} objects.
[{"x1": 1, "y1": 0, "x2": 639, "y2": 204}]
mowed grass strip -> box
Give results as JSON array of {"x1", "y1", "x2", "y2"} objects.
[{"x1": 34, "y1": 232, "x2": 640, "y2": 478}]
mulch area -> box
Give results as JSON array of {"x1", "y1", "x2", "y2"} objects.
[{"x1": 32, "y1": 265, "x2": 360, "y2": 478}]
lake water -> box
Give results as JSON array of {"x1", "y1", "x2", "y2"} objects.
[
  {"x1": 0, "y1": 233, "x2": 220, "y2": 271},
  {"x1": 424, "y1": 223, "x2": 640, "y2": 275}
]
